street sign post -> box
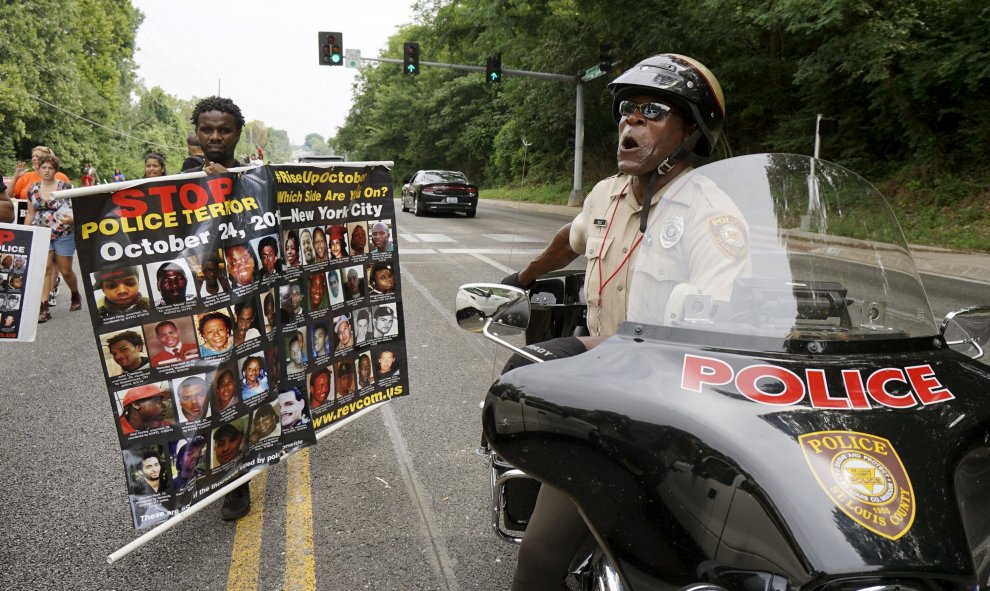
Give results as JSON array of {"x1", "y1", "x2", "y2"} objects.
[
  {"x1": 345, "y1": 49, "x2": 361, "y2": 69},
  {"x1": 582, "y1": 65, "x2": 605, "y2": 82}
]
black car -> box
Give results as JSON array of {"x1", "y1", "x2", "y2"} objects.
[{"x1": 400, "y1": 170, "x2": 479, "y2": 218}]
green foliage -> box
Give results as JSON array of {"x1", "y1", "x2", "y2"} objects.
[
  {"x1": 333, "y1": 0, "x2": 989, "y2": 227},
  {"x1": 0, "y1": 1, "x2": 296, "y2": 181}
]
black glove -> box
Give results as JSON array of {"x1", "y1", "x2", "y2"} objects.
[{"x1": 501, "y1": 272, "x2": 535, "y2": 291}]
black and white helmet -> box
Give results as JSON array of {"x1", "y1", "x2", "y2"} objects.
[{"x1": 607, "y1": 54, "x2": 726, "y2": 158}]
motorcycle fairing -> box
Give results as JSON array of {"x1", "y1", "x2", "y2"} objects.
[
  {"x1": 483, "y1": 154, "x2": 990, "y2": 591},
  {"x1": 485, "y1": 329, "x2": 990, "y2": 589}
]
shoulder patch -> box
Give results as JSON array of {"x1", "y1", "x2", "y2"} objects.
[{"x1": 708, "y1": 215, "x2": 748, "y2": 261}]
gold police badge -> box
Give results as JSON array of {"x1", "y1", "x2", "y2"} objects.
[
  {"x1": 799, "y1": 430, "x2": 915, "y2": 540},
  {"x1": 708, "y1": 215, "x2": 748, "y2": 261}
]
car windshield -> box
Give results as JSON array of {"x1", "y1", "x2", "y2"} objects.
[
  {"x1": 422, "y1": 171, "x2": 468, "y2": 184},
  {"x1": 627, "y1": 153, "x2": 937, "y2": 343}
]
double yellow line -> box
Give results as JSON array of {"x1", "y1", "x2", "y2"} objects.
[{"x1": 226, "y1": 449, "x2": 316, "y2": 590}]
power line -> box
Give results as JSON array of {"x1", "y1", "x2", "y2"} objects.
[{"x1": 26, "y1": 92, "x2": 169, "y2": 151}]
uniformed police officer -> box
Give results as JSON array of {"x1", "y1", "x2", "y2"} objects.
[{"x1": 502, "y1": 54, "x2": 749, "y2": 591}]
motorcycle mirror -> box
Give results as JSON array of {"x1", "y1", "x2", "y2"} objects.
[
  {"x1": 941, "y1": 306, "x2": 990, "y2": 362},
  {"x1": 455, "y1": 283, "x2": 530, "y2": 335}
]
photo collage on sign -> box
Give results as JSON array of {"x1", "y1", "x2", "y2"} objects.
[
  {"x1": 278, "y1": 214, "x2": 403, "y2": 420},
  {"x1": 0, "y1": 251, "x2": 29, "y2": 337}
]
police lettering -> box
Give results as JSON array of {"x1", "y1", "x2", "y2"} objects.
[{"x1": 681, "y1": 354, "x2": 954, "y2": 409}]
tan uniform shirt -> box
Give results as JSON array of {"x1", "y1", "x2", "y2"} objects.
[{"x1": 570, "y1": 171, "x2": 750, "y2": 336}]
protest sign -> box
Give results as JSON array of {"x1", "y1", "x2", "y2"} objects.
[
  {"x1": 0, "y1": 223, "x2": 51, "y2": 342},
  {"x1": 66, "y1": 163, "x2": 408, "y2": 528}
]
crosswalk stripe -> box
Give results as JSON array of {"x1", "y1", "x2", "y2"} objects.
[{"x1": 483, "y1": 233, "x2": 541, "y2": 242}]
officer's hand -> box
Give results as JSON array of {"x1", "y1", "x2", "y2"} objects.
[{"x1": 500, "y1": 272, "x2": 535, "y2": 291}]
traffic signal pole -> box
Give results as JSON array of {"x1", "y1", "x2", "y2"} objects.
[{"x1": 361, "y1": 56, "x2": 587, "y2": 205}]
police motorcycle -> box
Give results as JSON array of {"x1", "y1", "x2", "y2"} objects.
[{"x1": 455, "y1": 153, "x2": 990, "y2": 591}]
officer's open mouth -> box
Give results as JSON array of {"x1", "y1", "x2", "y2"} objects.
[{"x1": 621, "y1": 136, "x2": 639, "y2": 149}]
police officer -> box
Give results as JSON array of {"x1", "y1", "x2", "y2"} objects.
[{"x1": 503, "y1": 54, "x2": 748, "y2": 591}]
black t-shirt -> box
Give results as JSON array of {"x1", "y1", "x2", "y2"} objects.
[{"x1": 181, "y1": 155, "x2": 205, "y2": 172}]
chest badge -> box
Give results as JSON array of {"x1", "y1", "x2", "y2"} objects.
[{"x1": 660, "y1": 216, "x2": 684, "y2": 249}]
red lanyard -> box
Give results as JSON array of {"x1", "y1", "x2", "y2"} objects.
[{"x1": 596, "y1": 182, "x2": 644, "y2": 303}]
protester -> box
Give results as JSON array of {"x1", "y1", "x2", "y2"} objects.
[
  {"x1": 181, "y1": 133, "x2": 205, "y2": 172},
  {"x1": 10, "y1": 146, "x2": 70, "y2": 200},
  {"x1": 0, "y1": 180, "x2": 12, "y2": 223},
  {"x1": 112, "y1": 169, "x2": 126, "y2": 182},
  {"x1": 142, "y1": 153, "x2": 166, "y2": 178},
  {"x1": 23, "y1": 153, "x2": 80, "y2": 321}
]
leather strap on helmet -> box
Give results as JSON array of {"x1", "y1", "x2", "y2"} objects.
[{"x1": 639, "y1": 128, "x2": 703, "y2": 234}]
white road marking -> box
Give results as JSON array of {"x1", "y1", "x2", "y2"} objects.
[
  {"x1": 411, "y1": 234, "x2": 456, "y2": 243},
  {"x1": 483, "y1": 234, "x2": 541, "y2": 242},
  {"x1": 398, "y1": 233, "x2": 421, "y2": 243}
]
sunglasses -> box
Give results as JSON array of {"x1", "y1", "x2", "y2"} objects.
[{"x1": 618, "y1": 100, "x2": 674, "y2": 120}]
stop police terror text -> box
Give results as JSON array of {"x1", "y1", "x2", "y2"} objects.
[{"x1": 79, "y1": 178, "x2": 259, "y2": 240}]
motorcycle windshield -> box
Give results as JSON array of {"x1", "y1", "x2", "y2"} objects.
[{"x1": 627, "y1": 154, "x2": 937, "y2": 343}]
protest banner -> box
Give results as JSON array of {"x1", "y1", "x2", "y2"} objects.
[
  {"x1": 0, "y1": 223, "x2": 50, "y2": 342},
  {"x1": 64, "y1": 162, "x2": 408, "y2": 529}
]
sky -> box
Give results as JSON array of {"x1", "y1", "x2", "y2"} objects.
[{"x1": 131, "y1": 0, "x2": 419, "y2": 146}]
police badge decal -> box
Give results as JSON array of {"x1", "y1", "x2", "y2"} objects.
[{"x1": 708, "y1": 215, "x2": 747, "y2": 261}]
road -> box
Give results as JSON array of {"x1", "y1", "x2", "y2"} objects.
[{"x1": 0, "y1": 198, "x2": 984, "y2": 591}]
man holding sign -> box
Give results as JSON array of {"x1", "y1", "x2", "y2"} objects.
[{"x1": 185, "y1": 96, "x2": 252, "y2": 521}]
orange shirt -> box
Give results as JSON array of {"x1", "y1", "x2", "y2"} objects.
[{"x1": 13, "y1": 170, "x2": 71, "y2": 200}]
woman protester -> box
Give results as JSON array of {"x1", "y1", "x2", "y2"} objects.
[
  {"x1": 142, "y1": 153, "x2": 166, "y2": 178},
  {"x1": 24, "y1": 154, "x2": 81, "y2": 322}
]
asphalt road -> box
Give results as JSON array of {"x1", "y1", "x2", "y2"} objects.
[{"x1": 0, "y1": 198, "x2": 984, "y2": 591}]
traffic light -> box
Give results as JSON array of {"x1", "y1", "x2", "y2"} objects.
[
  {"x1": 319, "y1": 32, "x2": 343, "y2": 66},
  {"x1": 403, "y1": 42, "x2": 420, "y2": 75},
  {"x1": 486, "y1": 53, "x2": 502, "y2": 83},
  {"x1": 599, "y1": 43, "x2": 613, "y2": 73}
]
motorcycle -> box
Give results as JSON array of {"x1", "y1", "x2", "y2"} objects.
[{"x1": 455, "y1": 153, "x2": 990, "y2": 591}]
